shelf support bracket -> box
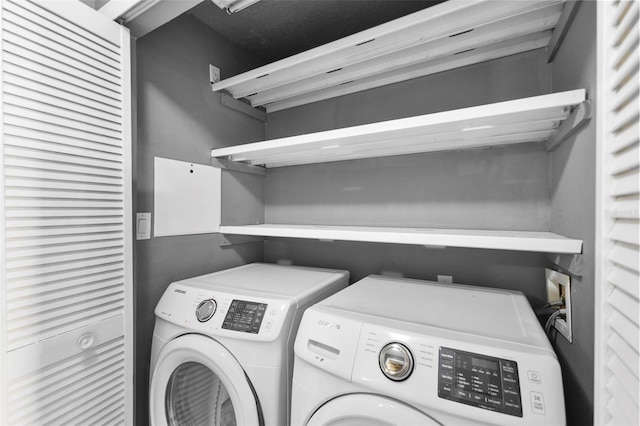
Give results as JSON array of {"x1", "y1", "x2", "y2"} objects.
[
  {"x1": 547, "y1": 0, "x2": 582, "y2": 63},
  {"x1": 215, "y1": 233, "x2": 265, "y2": 247},
  {"x1": 546, "y1": 100, "x2": 592, "y2": 151},
  {"x1": 210, "y1": 64, "x2": 267, "y2": 123},
  {"x1": 546, "y1": 253, "x2": 584, "y2": 277},
  {"x1": 211, "y1": 158, "x2": 267, "y2": 176},
  {"x1": 220, "y1": 93, "x2": 267, "y2": 122}
]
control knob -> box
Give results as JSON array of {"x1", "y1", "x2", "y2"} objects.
[
  {"x1": 195, "y1": 299, "x2": 217, "y2": 322},
  {"x1": 379, "y1": 342, "x2": 414, "y2": 381}
]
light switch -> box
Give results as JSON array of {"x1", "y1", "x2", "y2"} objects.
[{"x1": 137, "y1": 212, "x2": 151, "y2": 240}]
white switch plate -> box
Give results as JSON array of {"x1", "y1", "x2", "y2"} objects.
[
  {"x1": 136, "y1": 212, "x2": 151, "y2": 240},
  {"x1": 545, "y1": 268, "x2": 572, "y2": 343},
  {"x1": 209, "y1": 64, "x2": 220, "y2": 86}
]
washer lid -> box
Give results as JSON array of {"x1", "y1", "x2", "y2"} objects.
[
  {"x1": 149, "y1": 335, "x2": 261, "y2": 426},
  {"x1": 181, "y1": 263, "x2": 348, "y2": 305},
  {"x1": 307, "y1": 394, "x2": 440, "y2": 426},
  {"x1": 316, "y1": 275, "x2": 546, "y2": 346}
]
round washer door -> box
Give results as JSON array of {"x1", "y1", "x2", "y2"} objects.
[
  {"x1": 150, "y1": 334, "x2": 261, "y2": 426},
  {"x1": 308, "y1": 394, "x2": 441, "y2": 426}
]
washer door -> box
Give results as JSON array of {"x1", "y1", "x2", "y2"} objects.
[
  {"x1": 150, "y1": 334, "x2": 261, "y2": 426},
  {"x1": 308, "y1": 394, "x2": 441, "y2": 426}
]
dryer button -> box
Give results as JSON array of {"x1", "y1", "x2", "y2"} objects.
[{"x1": 196, "y1": 299, "x2": 217, "y2": 322}]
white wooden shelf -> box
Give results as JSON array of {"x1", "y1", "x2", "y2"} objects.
[
  {"x1": 211, "y1": 0, "x2": 569, "y2": 112},
  {"x1": 219, "y1": 224, "x2": 583, "y2": 254},
  {"x1": 211, "y1": 89, "x2": 587, "y2": 168}
]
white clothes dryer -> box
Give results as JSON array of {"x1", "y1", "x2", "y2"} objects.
[
  {"x1": 292, "y1": 275, "x2": 566, "y2": 426},
  {"x1": 149, "y1": 263, "x2": 349, "y2": 426}
]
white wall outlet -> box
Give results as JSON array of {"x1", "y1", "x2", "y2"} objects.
[
  {"x1": 136, "y1": 212, "x2": 151, "y2": 240},
  {"x1": 209, "y1": 64, "x2": 220, "y2": 86},
  {"x1": 545, "y1": 268, "x2": 572, "y2": 343},
  {"x1": 437, "y1": 275, "x2": 453, "y2": 283}
]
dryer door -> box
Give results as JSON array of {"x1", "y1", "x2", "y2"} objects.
[
  {"x1": 150, "y1": 334, "x2": 261, "y2": 426},
  {"x1": 308, "y1": 394, "x2": 441, "y2": 426}
]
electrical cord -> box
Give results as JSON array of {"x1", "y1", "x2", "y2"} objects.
[{"x1": 544, "y1": 309, "x2": 567, "y2": 336}]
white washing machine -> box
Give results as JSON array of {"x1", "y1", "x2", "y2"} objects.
[
  {"x1": 149, "y1": 263, "x2": 349, "y2": 426},
  {"x1": 292, "y1": 275, "x2": 566, "y2": 426}
]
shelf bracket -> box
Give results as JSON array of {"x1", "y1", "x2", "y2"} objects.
[
  {"x1": 220, "y1": 93, "x2": 267, "y2": 122},
  {"x1": 210, "y1": 64, "x2": 267, "y2": 123},
  {"x1": 211, "y1": 158, "x2": 267, "y2": 176},
  {"x1": 546, "y1": 100, "x2": 592, "y2": 151},
  {"x1": 547, "y1": 0, "x2": 582, "y2": 63},
  {"x1": 546, "y1": 253, "x2": 584, "y2": 277},
  {"x1": 215, "y1": 233, "x2": 264, "y2": 247}
]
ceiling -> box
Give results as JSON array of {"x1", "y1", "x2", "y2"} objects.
[{"x1": 188, "y1": 0, "x2": 444, "y2": 64}]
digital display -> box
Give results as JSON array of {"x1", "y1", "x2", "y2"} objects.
[
  {"x1": 222, "y1": 300, "x2": 267, "y2": 334},
  {"x1": 471, "y1": 358, "x2": 498, "y2": 370},
  {"x1": 438, "y1": 347, "x2": 522, "y2": 417}
]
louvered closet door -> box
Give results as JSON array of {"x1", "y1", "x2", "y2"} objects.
[
  {"x1": 0, "y1": 0, "x2": 133, "y2": 424},
  {"x1": 595, "y1": 1, "x2": 640, "y2": 425}
]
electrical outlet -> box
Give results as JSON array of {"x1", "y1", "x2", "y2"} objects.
[
  {"x1": 209, "y1": 64, "x2": 220, "y2": 86},
  {"x1": 437, "y1": 275, "x2": 453, "y2": 283},
  {"x1": 545, "y1": 268, "x2": 572, "y2": 343}
]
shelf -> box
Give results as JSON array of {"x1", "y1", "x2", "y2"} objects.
[
  {"x1": 211, "y1": 0, "x2": 568, "y2": 112},
  {"x1": 211, "y1": 89, "x2": 586, "y2": 168},
  {"x1": 219, "y1": 224, "x2": 583, "y2": 254}
]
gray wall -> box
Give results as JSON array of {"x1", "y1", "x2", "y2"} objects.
[
  {"x1": 78, "y1": 0, "x2": 96, "y2": 9},
  {"x1": 267, "y1": 48, "x2": 552, "y2": 136},
  {"x1": 263, "y1": 43, "x2": 593, "y2": 423},
  {"x1": 264, "y1": 49, "x2": 553, "y2": 306},
  {"x1": 135, "y1": 14, "x2": 265, "y2": 425},
  {"x1": 549, "y1": 2, "x2": 596, "y2": 425}
]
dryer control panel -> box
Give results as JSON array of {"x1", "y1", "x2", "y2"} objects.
[
  {"x1": 155, "y1": 282, "x2": 290, "y2": 342},
  {"x1": 438, "y1": 347, "x2": 522, "y2": 417},
  {"x1": 222, "y1": 299, "x2": 268, "y2": 334}
]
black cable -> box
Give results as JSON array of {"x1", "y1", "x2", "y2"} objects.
[{"x1": 544, "y1": 309, "x2": 566, "y2": 337}]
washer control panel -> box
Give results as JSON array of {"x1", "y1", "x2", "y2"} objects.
[
  {"x1": 438, "y1": 347, "x2": 522, "y2": 417},
  {"x1": 222, "y1": 299, "x2": 267, "y2": 334}
]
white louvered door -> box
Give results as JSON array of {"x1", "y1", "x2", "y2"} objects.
[
  {"x1": 0, "y1": 0, "x2": 133, "y2": 424},
  {"x1": 595, "y1": 1, "x2": 640, "y2": 425}
]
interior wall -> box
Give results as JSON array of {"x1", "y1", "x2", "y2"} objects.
[
  {"x1": 267, "y1": 48, "x2": 552, "y2": 137},
  {"x1": 78, "y1": 0, "x2": 96, "y2": 9},
  {"x1": 549, "y1": 2, "x2": 597, "y2": 425},
  {"x1": 135, "y1": 14, "x2": 265, "y2": 425},
  {"x1": 264, "y1": 49, "x2": 553, "y2": 307}
]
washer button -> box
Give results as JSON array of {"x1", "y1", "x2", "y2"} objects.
[
  {"x1": 528, "y1": 370, "x2": 542, "y2": 384},
  {"x1": 264, "y1": 319, "x2": 273, "y2": 331},
  {"x1": 530, "y1": 391, "x2": 546, "y2": 414}
]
